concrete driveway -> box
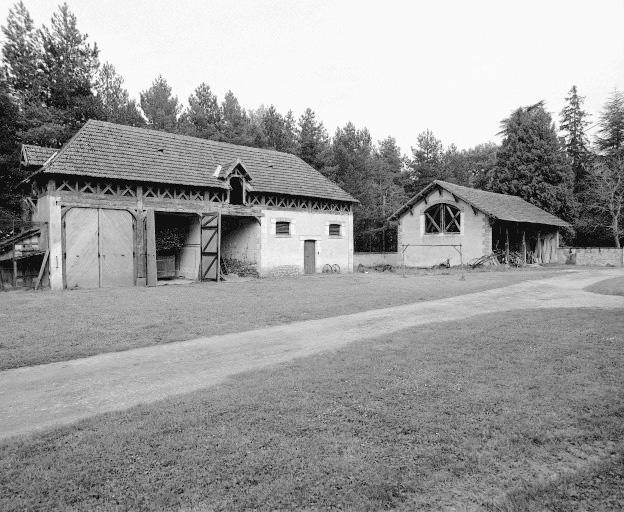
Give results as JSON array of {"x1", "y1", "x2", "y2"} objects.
[{"x1": 1, "y1": 269, "x2": 622, "y2": 440}]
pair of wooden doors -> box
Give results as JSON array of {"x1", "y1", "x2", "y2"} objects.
[{"x1": 64, "y1": 208, "x2": 134, "y2": 288}]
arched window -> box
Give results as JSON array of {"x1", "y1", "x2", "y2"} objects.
[
  {"x1": 424, "y1": 203, "x2": 461, "y2": 234},
  {"x1": 229, "y1": 177, "x2": 244, "y2": 205}
]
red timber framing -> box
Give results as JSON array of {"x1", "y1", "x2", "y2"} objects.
[{"x1": 200, "y1": 212, "x2": 221, "y2": 282}]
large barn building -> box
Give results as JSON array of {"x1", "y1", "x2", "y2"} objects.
[
  {"x1": 388, "y1": 180, "x2": 569, "y2": 267},
  {"x1": 3, "y1": 120, "x2": 357, "y2": 290}
]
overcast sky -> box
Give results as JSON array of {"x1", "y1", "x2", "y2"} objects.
[{"x1": 5, "y1": 0, "x2": 624, "y2": 153}]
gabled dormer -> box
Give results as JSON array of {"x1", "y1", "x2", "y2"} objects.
[{"x1": 213, "y1": 158, "x2": 254, "y2": 205}]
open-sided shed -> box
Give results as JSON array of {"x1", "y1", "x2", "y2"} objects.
[
  {"x1": 389, "y1": 180, "x2": 570, "y2": 267},
  {"x1": 9, "y1": 120, "x2": 358, "y2": 289}
]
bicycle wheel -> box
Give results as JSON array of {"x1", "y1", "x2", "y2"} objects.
[
  {"x1": 322, "y1": 264, "x2": 332, "y2": 273},
  {"x1": 331, "y1": 264, "x2": 340, "y2": 273}
]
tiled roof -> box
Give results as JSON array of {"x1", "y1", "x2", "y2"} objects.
[
  {"x1": 390, "y1": 180, "x2": 570, "y2": 227},
  {"x1": 21, "y1": 144, "x2": 57, "y2": 167},
  {"x1": 37, "y1": 120, "x2": 357, "y2": 202}
]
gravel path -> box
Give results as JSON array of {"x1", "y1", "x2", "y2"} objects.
[{"x1": 1, "y1": 269, "x2": 622, "y2": 440}]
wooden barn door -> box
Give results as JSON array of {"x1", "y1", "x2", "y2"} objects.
[
  {"x1": 201, "y1": 212, "x2": 220, "y2": 281},
  {"x1": 64, "y1": 208, "x2": 100, "y2": 288},
  {"x1": 99, "y1": 209, "x2": 135, "y2": 287},
  {"x1": 304, "y1": 240, "x2": 316, "y2": 274},
  {"x1": 64, "y1": 208, "x2": 135, "y2": 288}
]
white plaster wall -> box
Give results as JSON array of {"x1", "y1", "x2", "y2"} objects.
[
  {"x1": 221, "y1": 218, "x2": 260, "y2": 263},
  {"x1": 398, "y1": 189, "x2": 490, "y2": 267},
  {"x1": 35, "y1": 193, "x2": 63, "y2": 289},
  {"x1": 259, "y1": 209, "x2": 354, "y2": 275},
  {"x1": 178, "y1": 216, "x2": 200, "y2": 279}
]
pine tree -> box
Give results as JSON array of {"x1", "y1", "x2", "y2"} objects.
[
  {"x1": 179, "y1": 82, "x2": 222, "y2": 139},
  {"x1": 2, "y1": 2, "x2": 102, "y2": 146},
  {"x1": 559, "y1": 85, "x2": 590, "y2": 190},
  {"x1": 39, "y1": 3, "x2": 100, "y2": 112},
  {"x1": 260, "y1": 105, "x2": 295, "y2": 152},
  {"x1": 330, "y1": 123, "x2": 376, "y2": 250},
  {"x1": 405, "y1": 129, "x2": 444, "y2": 195},
  {"x1": 220, "y1": 90, "x2": 250, "y2": 145},
  {"x1": 0, "y1": 77, "x2": 23, "y2": 215},
  {"x1": 297, "y1": 108, "x2": 330, "y2": 170},
  {"x1": 1, "y1": 1, "x2": 40, "y2": 100},
  {"x1": 487, "y1": 102, "x2": 573, "y2": 219},
  {"x1": 95, "y1": 63, "x2": 144, "y2": 127},
  {"x1": 372, "y1": 137, "x2": 406, "y2": 218},
  {"x1": 140, "y1": 75, "x2": 181, "y2": 132},
  {"x1": 595, "y1": 89, "x2": 624, "y2": 157}
]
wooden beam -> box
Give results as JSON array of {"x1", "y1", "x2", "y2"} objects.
[
  {"x1": 471, "y1": 205, "x2": 478, "y2": 216},
  {"x1": 522, "y1": 230, "x2": 526, "y2": 265},
  {"x1": 34, "y1": 249, "x2": 50, "y2": 290},
  {"x1": 505, "y1": 226, "x2": 510, "y2": 265},
  {"x1": 135, "y1": 210, "x2": 146, "y2": 286},
  {"x1": 451, "y1": 193, "x2": 459, "y2": 203},
  {"x1": 12, "y1": 244, "x2": 17, "y2": 287},
  {"x1": 145, "y1": 208, "x2": 157, "y2": 286}
]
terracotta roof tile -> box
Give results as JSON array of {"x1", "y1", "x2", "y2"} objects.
[
  {"x1": 390, "y1": 180, "x2": 569, "y2": 228},
  {"x1": 21, "y1": 144, "x2": 57, "y2": 167},
  {"x1": 39, "y1": 120, "x2": 357, "y2": 202}
]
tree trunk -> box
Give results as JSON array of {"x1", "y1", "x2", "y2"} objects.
[{"x1": 614, "y1": 216, "x2": 621, "y2": 249}]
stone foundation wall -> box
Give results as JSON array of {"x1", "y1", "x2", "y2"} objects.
[
  {"x1": 353, "y1": 252, "x2": 401, "y2": 267},
  {"x1": 268, "y1": 265, "x2": 301, "y2": 278},
  {"x1": 556, "y1": 247, "x2": 623, "y2": 266}
]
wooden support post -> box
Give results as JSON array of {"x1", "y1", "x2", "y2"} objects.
[
  {"x1": 536, "y1": 231, "x2": 541, "y2": 263},
  {"x1": 12, "y1": 243, "x2": 17, "y2": 287},
  {"x1": 522, "y1": 230, "x2": 527, "y2": 265},
  {"x1": 135, "y1": 210, "x2": 147, "y2": 286},
  {"x1": 34, "y1": 249, "x2": 50, "y2": 290},
  {"x1": 145, "y1": 208, "x2": 157, "y2": 286},
  {"x1": 505, "y1": 227, "x2": 510, "y2": 265},
  {"x1": 459, "y1": 244, "x2": 465, "y2": 281}
]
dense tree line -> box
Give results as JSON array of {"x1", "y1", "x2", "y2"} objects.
[{"x1": 1, "y1": 2, "x2": 623, "y2": 248}]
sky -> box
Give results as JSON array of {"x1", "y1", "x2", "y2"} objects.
[{"x1": 3, "y1": 0, "x2": 623, "y2": 154}]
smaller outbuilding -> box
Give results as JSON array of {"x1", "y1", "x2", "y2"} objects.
[{"x1": 388, "y1": 180, "x2": 570, "y2": 267}]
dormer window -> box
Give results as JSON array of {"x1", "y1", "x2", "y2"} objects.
[
  {"x1": 214, "y1": 158, "x2": 253, "y2": 206},
  {"x1": 229, "y1": 177, "x2": 244, "y2": 205}
]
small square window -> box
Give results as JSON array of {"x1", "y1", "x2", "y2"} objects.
[
  {"x1": 276, "y1": 221, "x2": 290, "y2": 235},
  {"x1": 329, "y1": 223, "x2": 341, "y2": 237}
]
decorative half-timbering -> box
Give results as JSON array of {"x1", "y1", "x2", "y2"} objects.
[{"x1": 8, "y1": 119, "x2": 358, "y2": 289}]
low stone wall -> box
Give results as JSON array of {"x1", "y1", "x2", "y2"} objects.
[
  {"x1": 267, "y1": 265, "x2": 301, "y2": 278},
  {"x1": 353, "y1": 252, "x2": 401, "y2": 268},
  {"x1": 557, "y1": 247, "x2": 623, "y2": 266}
]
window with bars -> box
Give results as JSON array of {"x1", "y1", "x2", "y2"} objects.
[
  {"x1": 329, "y1": 223, "x2": 341, "y2": 237},
  {"x1": 424, "y1": 203, "x2": 461, "y2": 234},
  {"x1": 275, "y1": 221, "x2": 290, "y2": 236}
]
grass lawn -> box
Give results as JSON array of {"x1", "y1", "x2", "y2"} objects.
[
  {"x1": 586, "y1": 276, "x2": 624, "y2": 297},
  {"x1": 0, "y1": 267, "x2": 568, "y2": 370},
  {"x1": 1, "y1": 307, "x2": 622, "y2": 511}
]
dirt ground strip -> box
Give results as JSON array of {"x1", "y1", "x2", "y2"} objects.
[{"x1": 1, "y1": 268, "x2": 622, "y2": 440}]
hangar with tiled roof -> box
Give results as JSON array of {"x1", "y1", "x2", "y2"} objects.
[
  {"x1": 389, "y1": 180, "x2": 568, "y2": 267},
  {"x1": 18, "y1": 120, "x2": 357, "y2": 290}
]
